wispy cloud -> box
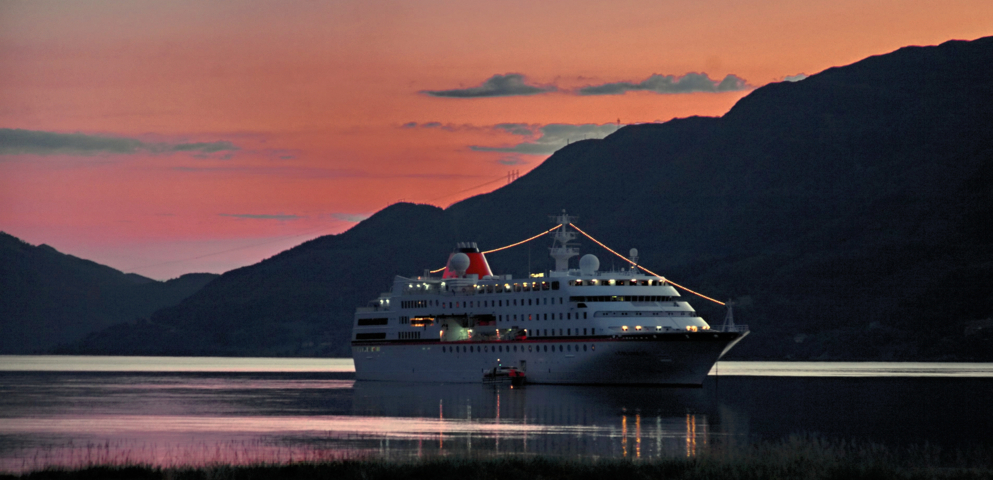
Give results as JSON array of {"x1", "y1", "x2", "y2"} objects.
[
  {"x1": 175, "y1": 165, "x2": 490, "y2": 180},
  {"x1": 577, "y1": 72, "x2": 751, "y2": 95},
  {"x1": 497, "y1": 155, "x2": 529, "y2": 166},
  {"x1": 493, "y1": 123, "x2": 536, "y2": 136},
  {"x1": 218, "y1": 213, "x2": 303, "y2": 220},
  {"x1": 422, "y1": 73, "x2": 556, "y2": 98},
  {"x1": 331, "y1": 212, "x2": 371, "y2": 222},
  {"x1": 419, "y1": 72, "x2": 753, "y2": 98},
  {"x1": 0, "y1": 128, "x2": 239, "y2": 156},
  {"x1": 782, "y1": 73, "x2": 808, "y2": 82},
  {"x1": 471, "y1": 123, "x2": 621, "y2": 155}
]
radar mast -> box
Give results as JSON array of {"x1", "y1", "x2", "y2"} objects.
[{"x1": 549, "y1": 210, "x2": 579, "y2": 272}]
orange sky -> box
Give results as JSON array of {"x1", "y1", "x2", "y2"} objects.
[{"x1": 1, "y1": 0, "x2": 991, "y2": 279}]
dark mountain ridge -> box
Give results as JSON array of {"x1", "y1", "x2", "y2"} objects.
[
  {"x1": 0, "y1": 232, "x2": 218, "y2": 353},
  {"x1": 70, "y1": 36, "x2": 993, "y2": 359}
]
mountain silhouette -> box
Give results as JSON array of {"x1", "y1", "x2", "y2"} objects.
[
  {"x1": 69, "y1": 36, "x2": 993, "y2": 360},
  {"x1": 0, "y1": 232, "x2": 218, "y2": 353}
]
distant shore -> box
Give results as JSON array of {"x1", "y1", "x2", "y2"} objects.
[{"x1": 5, "y1": 437, "x2": 993, "y2": 480}]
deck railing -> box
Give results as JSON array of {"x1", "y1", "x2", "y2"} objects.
[{"x1": 721, "y1": 324, "x2": 749, "y2": 333}]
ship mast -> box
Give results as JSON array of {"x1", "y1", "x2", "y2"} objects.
[{"x1": 549, "y1": 210, "x2": 579, "y2": 272}]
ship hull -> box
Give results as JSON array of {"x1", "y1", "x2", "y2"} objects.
[{"x1": 352, "y1": 331, "x2": 746, "y2": 386}]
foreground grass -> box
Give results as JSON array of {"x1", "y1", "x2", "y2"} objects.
[{"x1": 5, "y1": 437, "x2": 993, "y2": 480}]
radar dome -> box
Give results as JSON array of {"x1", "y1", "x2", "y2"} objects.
[
  {"x1": 449, "y1": 252, "x2": 470, "y2": 277},
  {"x1": 629, "y1": 248, "x2": 638, "y2": 258},
  {"x1": 579, "y1": 254, "x2": 600, "y2": 275}
]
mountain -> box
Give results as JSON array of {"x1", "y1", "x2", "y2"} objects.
[
  {"x1": 0, "y1": 232, "x2": 219, "y2": 353},
  {"x1": 71, "y1": 36, "x2": 993, "y2": 360}
]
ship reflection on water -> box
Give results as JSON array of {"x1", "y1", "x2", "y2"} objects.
[
  {"x1": 4, "y1": 364, "x2": 993, "y2": 472},
  {"x1": 0, "y1": 373, "x2": 749, "y2": 472},
  {"x1": 349, "y1": 381, "x2": 745, "y2": 459}
]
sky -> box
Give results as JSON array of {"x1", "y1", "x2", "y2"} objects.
[{"x1": 1, "y1": 0, "x2": 991, "y2": 280}]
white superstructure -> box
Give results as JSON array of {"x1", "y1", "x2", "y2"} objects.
[{"x1": 351, "y1": 212, "x2": 748, "y2": 386}]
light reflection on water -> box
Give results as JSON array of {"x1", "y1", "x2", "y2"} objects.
[
  {"x1": 0, "y1": 373, "x2": 726, "y2": 472},
  {"x1": 2, "y1": 356, "x2": 992, "y2": 473}
]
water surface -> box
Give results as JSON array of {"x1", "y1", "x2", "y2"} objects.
[{"x1": 1, "y1": 356, "x2": 991, "y2": 473}]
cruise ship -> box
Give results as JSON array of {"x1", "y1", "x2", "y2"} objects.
[{"x1": 351, "y1": 212, "x2": 749, "y2": 386}]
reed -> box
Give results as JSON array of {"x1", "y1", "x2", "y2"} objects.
[{"x1": 4, "y1": 436, "x2": 992, "y2": 480}]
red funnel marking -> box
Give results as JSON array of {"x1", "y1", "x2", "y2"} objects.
[{"x1": 442, "y1": 249, "x2": 493, "y2": 279}]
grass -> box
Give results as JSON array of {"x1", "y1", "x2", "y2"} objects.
[{"x1": 4, "y1": 436, "x2": 992, "y2": 480}]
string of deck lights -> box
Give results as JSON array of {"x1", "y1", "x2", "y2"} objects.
[
  {"x1": 428, "y1": 226, "x2": 561, "y2": 274},
  {"x1": 481, "y1": 225, "x2": 561, "y2": 254},
  {"x1": 424, "y1": 222, "x2": 725, "y2": 306},
  {"x1": 568, "y1": 223, "x2": 726, "y2": 306}
]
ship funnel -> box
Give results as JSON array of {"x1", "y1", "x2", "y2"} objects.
[{"x1": 442, "y1": 242, "x2": 493, "y2": 279}]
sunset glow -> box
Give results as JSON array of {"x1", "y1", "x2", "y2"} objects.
[{"x1": 2, "y1": 0, "x2": 991, "y2": 278}]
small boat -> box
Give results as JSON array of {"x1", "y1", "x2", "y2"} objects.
[{"x1": 483, "y1": 365, "x2": 526, "y2": 386}]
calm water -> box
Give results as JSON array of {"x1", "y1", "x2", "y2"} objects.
[{"x1": 1, "y1": 356, "x2": 992, "y2": 473}]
